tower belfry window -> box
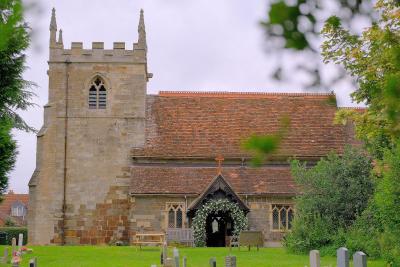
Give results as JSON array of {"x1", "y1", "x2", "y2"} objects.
[{"x1": 88, "y1": 77, "x2": 107, "y2": 109}]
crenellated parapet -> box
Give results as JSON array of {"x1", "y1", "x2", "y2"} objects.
[{"x1": 48, "y1": 8, "x2": 152, "y2": 80}]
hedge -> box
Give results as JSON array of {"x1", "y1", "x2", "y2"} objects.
[{"x1": 0, "y1": 227, "x2": 28, "y2": 245}]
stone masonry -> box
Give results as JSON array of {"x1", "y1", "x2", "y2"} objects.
[{"x1": 28, "y1": 9, "x2": 150, "y2": 245}]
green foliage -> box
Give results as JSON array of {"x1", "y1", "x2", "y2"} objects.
[
  {"x1": 345, "y1": 202, "x2": 382, "y2": 258},
  {"x1": 261, "y1": 0, "x2": 374, "y2": 88},
  {"x1": 0, "y1": 119, "x2": 16, "y2": 194},
  {"x1": 0, "y1": 0, "x2": 35, "y2": 132},
  {"x1": 0, "y1": 227, "x2": 27, "y2": 245},
  {"x1": 0, "y1": 0, "x2": 34, "y2": 198},
  {"x1": 322, "y1": 1, "x2": 400, "y2": 264},
  {"x1": 322, "y1": 0, "x2": 400, "y2": 157},
  {"x1": 243, "y1": 115, "x2": 290, "y2": 166},
  {"x1": 284, "y1": 147, "x2": 374, "y2": 253},
  {"x1": 374, "y1": 143, "x2": 400, "y2": 266},
  {"x1": 192, "y1": 199, "x2": 248, "y2": 247}
]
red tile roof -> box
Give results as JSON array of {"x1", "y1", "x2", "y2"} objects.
[
  {"x1": 132, "y1": 92, "x2": 351, "y2": 159},
  {"x1": 130, "y1": 166, "x2": 296, "y2": 196}
]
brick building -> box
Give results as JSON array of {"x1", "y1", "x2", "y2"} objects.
[
  {"x1": 0, "y1": 191, "x2": 29, "y2": 227},
  {"x1": 28, "y1": 9, "x2": 357, "y2": 246}
]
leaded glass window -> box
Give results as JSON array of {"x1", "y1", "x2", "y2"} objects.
[
  {"x1": 166, "y1": 202, "x2": 185, "y2": 229},
  {"x1": 88, "y1": 77, "x2": 107, "y2": 109},
  {"x1": 271, "y1": 204, "x2": 294, "y2": 231}
]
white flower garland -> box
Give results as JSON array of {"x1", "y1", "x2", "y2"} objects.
[{"x1": 192, "y1": 198, "x2": 248, "y2": 247}]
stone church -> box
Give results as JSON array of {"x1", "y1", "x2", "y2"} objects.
[{"x1": 28, "y1": 9, "x2": 357, "y2": 246}]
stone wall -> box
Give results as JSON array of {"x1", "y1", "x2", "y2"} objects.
[
  {"x1": 247, "y1": 196, "x2": 294, "y2": 246},
  {"x1": 129, "y1": 196, "x2": 194, "y2": 243},
  {"x1": 28, "y1": 41, "x2": 149, "y2": 245}
]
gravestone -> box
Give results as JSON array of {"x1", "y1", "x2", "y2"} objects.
[
  {"x1": 310, "y1": 250, "x2": 320, "y2": 267},
  {"x1": 18, "y1": 233, "x2": 23, "y2": 248},
  {"x1": 165, "y1": 258, "x2": 173, "y2": 267},
  {"x1": 337, "y1": 247, "x2": 349, "y2": 267},
  {"x1": 162, "y1": 243, "x2": 168, "y2": 265},
  {"x1": 173, "y1": 248, "x2": 179, "y2": 267},
  {"x1": 209, "y1": 257, "x2": 216, "y2": 267},
  {"x1": 29, "y1": 258, "x2": 37, "y2": 267},
  {"x1": 182, "y1": 256, "x2": 187, "y2": 267},
  {"x1": 225, "y1": 256, "x2": 236, "y2": 267},
  {"x1": 353, "y1": 251, "x2": 367, "y2": 267},
  {"x1": 2, "y1": 248, "x2": 8, "y2": 264},
  {"x1": 11, "y1": 237, "x2": 16, "y2": 255}
]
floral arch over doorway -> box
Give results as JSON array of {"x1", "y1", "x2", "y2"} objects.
[{"x1": 192, "y1": 198, "x2": 248, "y2": 247}]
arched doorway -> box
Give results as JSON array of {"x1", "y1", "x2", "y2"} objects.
[
  {"x1": 205, "y1": 210, "x2": 234, "y2": 247},
  {"x1": 187, "y1": 174, "x2": 250, "y2": 247}
]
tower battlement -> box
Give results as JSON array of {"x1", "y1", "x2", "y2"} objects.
[
  {"x1": 48, "y1": 8, "x2": 150, "y2": 78},
  {"x1": 49, "y1": 41, "x2": 148, "y2": 65}
]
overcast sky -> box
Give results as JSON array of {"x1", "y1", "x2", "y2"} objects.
[{"x1": 9, "y1": 0, "x2": 360, "y2": 193}]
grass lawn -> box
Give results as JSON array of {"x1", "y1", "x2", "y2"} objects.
[{"x1": 0, "y1": 246, "x2": 386, "y2": 267}]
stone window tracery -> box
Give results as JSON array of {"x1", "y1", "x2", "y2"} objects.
[
  {"x1": 88, "y1": 77, "x2": 107, "y2": 109},
  {"x1": 271, "y1": 204, "x2": 294, "y2": 231},
  {"x1": 166, "y1": 202, "x2": 185, "y2": 228}
]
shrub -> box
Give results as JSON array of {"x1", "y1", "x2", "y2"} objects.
[
  {"x1": 0, "y1": 227, "x2": 28, "y2": 245},
  {"x1": 284, "y1": 147, "x2": 374, "y2": 253},
  {"x1": 375, "y1": 144, "x2": 400, "y2": 266},
  {"x1": 345, "y1": 203, "x2": 382, "y2": 259}
]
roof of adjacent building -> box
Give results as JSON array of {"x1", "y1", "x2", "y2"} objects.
[
  {"x1": 132, "y1": 91, "x2": 354, "y2": 159},
  {"x1": 130, "y1": 166, "x2": 296, "y2": 196}
]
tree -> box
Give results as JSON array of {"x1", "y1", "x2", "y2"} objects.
[
  {"x1": 261, "y1": 0, "x2": 374, "y2": 89},
  {"x1": 322, "y1": 0, "x2": 400, "y2": 158},
  {"x1": 321, "y1": 1, "x2": 400, "y2": 263},
  {"x1": 284, "y1": 147, "x2": 374, "y2": 254},
  {"x1": 0, "y1": 0, "x2": 34, "y2": 194}
]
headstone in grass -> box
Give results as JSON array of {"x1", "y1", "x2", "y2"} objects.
[
  {"x1": 165, "y1": 258, "x2": 173, "y2": 267},
  {"x1": 353, "y1": 251, "x2": 367, "y2": 267},
  {"x1": 18, "y1": 234, "x2": 23, "y2": 248},
  {"x1": 11, "y1": 238, "x2": 16, "y2": 255},
  {"x1": 173, "y1": 247, "x2": 179, "y2": 267},
  {"x1": 182, "y1": 256, "x2": 187, "y2": 267},
  {"x1": 309, "y1": 250, "x2": 320, "y2": 267},
  {"x1": 209, "y1": 257, "x2": 216, "y2": 267},
  {"x1": 225, "y1": 256, "x2": 236, "y2": 267},
  {"x1": 162, "y1": 243, "x2": 167, "y2": 265},
  {"x1": 337, "y1": 247, "x2": 349, "y2": 267},
  {"x1": 29, "y1": 258, "x2": 37, "y2": 267},
  {"x1": 151, "y1": 265, "x2": 157, "y2": 267}
]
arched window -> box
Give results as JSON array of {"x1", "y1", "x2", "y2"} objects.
[
  {"x1": 166, "y1": 202, "x2": 185, "y2": 229},
  {"x1": 88, "y1": 77, "x2": 107, "y2": 109},
  {"x1": 271, "y1": 204, "x2": 294, "y2": 231}
]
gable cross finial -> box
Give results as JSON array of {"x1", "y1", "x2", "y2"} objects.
[{"x1": 215, "y1": 155, "x2": 224, "y2": 175}]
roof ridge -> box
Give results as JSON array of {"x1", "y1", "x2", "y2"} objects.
[{"x1": 159, "y1": 90, "x2": 334, "y2": 97}]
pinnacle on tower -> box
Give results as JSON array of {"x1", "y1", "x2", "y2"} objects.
[
  {"x1": 137, "y1": 9, "x2": 147, "y2": 50},
  {"x1": 50, "y1": 8, "x2": 57, "y2": 31},
  {"x1": 49, "y1": 8, "x2": 57, "y2": 47},
  {"x1": 58, "y1": 29, "x2": 63, "y2": 47}
]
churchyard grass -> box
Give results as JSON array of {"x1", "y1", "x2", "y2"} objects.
[{"x1": 0, "y1": 245, "x2": 386, "y2": 267}]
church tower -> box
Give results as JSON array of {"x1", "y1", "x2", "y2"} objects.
[{"x1": 28, "y1": 8, "x2": 151, "y2": 245}]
